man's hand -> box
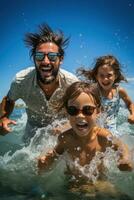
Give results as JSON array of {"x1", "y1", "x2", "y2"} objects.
[
  {"x1": 128, "y1": 114, "x2": 134, "y2": 124},
  {"x1": 0, "y1": 117, "x2": 17, "y2": 135}
]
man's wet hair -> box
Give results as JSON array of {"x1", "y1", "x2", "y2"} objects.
[{"x1": 24, "y1": 23, "x2": 70, "y2": 58}]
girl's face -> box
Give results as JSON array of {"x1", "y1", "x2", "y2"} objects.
[
  {"x1": 67, "y1": 92, "x2": 97, "y2": 138},
  {"x1": 96, "y1": 65, "x2": 116, "y2": 91}
]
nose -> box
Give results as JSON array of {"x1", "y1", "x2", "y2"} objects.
[
  {"x1": 76, "y1": 111, "x2": 85, "y2": 118},
  {"x1": 103, "y1": 76, "x2": 109, "y2": 81},
  {"x1": 42, "y1": 55, "x2": 50, "y2": 64}
]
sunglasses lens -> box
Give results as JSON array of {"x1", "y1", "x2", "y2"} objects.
[
  {"x1": 67, "y1": 106, "x2": 95, "y2": 116},
  {"x1": 35, "y1": 52, "x2": 60, "y2": 62},
  {"x1": 83, "y1": 106, "x2": 95, "y2": 115},
  {"x1": 67, "y1": 106, "x2": 79, "y2": 116},
  {"x1": 48, "y1": 53, "x2": 60, "y2": 61},
  {"x1": 35, "y1": 52, "x2": 44, "y2": 61}
]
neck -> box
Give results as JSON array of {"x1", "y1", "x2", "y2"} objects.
[
  {"x1": 98, "y1": 85, "x2": 112, "y2": 97},
  {"x1": 38, "y1": 78, "x2": 59, "y2": 99},
  {"x1": 77, "y1": 125, "x2": 97, "y2": 144}
]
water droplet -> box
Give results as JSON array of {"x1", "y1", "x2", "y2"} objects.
[{"x1": 76, "y1": 147, "x2": 81, "y2": 151}]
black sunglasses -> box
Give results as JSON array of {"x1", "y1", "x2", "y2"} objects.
[
  {"x1": 35, "y1": 52, "x2": 61, "y2": 62},
  {"x1": 66, "y1": 105, "x2": 96, "y2": 116}
]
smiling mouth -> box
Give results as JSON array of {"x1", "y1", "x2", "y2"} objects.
[
  {"x1": 76, "y1": 121, "x2": 88, "y2": 129},
  {"x1": 40, "y1": 67, "x2": 53, "y2": 77},
  {"x1": 102, "y1": 82, "x2": 111, "y2": 86},
  {"x1": 41, "y1": 66, "x2": 53, "y2": 72}
]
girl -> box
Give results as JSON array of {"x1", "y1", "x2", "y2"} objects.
[
  {"x1": 77, "y1": 55, "x2": 134, "y2": 136},
  {"x1": 38, "y1": 82, "x2": 133, "y2": 181}
]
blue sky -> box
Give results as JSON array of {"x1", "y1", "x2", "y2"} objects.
[{"x1": 0, "y1": 0, "x2": 134, "y2": 100}]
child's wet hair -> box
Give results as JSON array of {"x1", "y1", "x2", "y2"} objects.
[
  {"x1": 59, "y1": 81, "x2": 101, "y2": 111},
  {"x1": 77, "y1": 55, "x2": 127, "y2": 84}
]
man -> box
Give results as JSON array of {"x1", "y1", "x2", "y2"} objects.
[{"x1": 0, "y1": 24, "x2": 78, "y2": 143}]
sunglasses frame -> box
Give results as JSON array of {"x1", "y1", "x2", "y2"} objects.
[
  {"x1": 34, "y1": 52, "x2": 61, "y2": 62},
  {"x1": 66, "y1": 105, "x2": 96, "y2": 116}
]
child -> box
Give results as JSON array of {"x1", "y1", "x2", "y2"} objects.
[
  {"x1": 38, "y1": 82, "x2": 133, "y2": 182},
  {"x1": 77, "y1": 55, "x2": 134, "y2": 136}
]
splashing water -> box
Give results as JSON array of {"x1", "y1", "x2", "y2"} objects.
[{"x1": 0, "y1": 106, "x2": 134, "y2": 200}]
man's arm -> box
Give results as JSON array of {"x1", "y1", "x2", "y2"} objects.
[
  {"x1": 0, "y1": 96, "x2": 16, "y2": 134},
  {"x1": 0, "y1": 96, "x2": 15, "y2": 117}
]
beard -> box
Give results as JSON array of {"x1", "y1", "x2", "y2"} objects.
[{"x1": 35, "y1": 64, "x2": 59, "y2": 84}]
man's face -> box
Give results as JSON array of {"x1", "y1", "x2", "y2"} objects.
[{"x1": 34, "y1": 42, "x2": 63, "y2": 84}]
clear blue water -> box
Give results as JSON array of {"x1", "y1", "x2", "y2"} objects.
[{"x1": 0, "y1": 107, "x2": 134, "y2": 200}]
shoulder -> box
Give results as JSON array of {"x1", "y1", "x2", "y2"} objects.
[
  {"x1": 118, "y1": 87, "x2": 133, "y2": 106},
  {"x1": 59, "y1": 69, "x2": 79, "y2": 84},
  {"x1": 118, "y1": 87, "x2": 127, "y2": 96},
  {"x1": 96, "y1": 127, "x2": 113, "y2": 147},
  {"x1": 15, "y1": 67, "x2": 35, "y2": 81},
  {"x1": 7, "y1": 67, "x2": 36, "y2": 100},
  {"x1": 55, "y1": 129, "x2": 73, "y2": 154},
  {"x1": 96, "y1": 126, "x2": 112, "y2": 138},
  {"x1": 58, "y1": 128, "x2": 74, "y2": 142}
]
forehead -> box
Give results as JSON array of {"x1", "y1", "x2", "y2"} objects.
[
  {"x1": 68, "y1": 92, "x2": 96, "y2": 107},
  {"x1": 98, "y1": 65, "x2": 115, "y2": 74},
  {"x1": 36, "y1": 42, "x2": 59, "y2": 52}
]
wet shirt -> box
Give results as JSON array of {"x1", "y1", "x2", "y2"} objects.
[{"x1": 7, "y1": 67, "x2": 79, "y2": 128}]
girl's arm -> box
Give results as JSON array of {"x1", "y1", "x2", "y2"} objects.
[
  {"x1": 119, "y1": 87, "x2": 134, "y2": 124},
  {"x1": 98, "y1": 128, "x2": 133, "y2": 171},
  {"x1": 38, "y1": 134, "x2": 65, "y2": 173},
  {"x1": 38, "y1": 149, "x2": 57, "y2": 173},
  {"x1": 53, "y1": 120, "x2": 71, "y2": 135},
  {"x1": 110, "y1": 136, "x2": 133, "y2": 171}
]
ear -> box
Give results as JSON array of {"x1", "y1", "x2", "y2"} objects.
[
  {"x1": 60, "y1": 56, "x2": 64, "y2": 64},
  {"x1": 96, "y1": 106, "x2": 101, "y2": 114}
]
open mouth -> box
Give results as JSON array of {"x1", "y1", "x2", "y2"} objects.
[
  {"x1": 40, "y1": 66, "x2": 53, "y2": 77},
  {"x1": 41, "y1": 66, "x2": 53, "y2": 72},
  {"x1": 76, "y1": 121, "x2": 88, "y2": 129},
  {"x1": 102, "y1": 82, "x2": 111, "y2": 87}
]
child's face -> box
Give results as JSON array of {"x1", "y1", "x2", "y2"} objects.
[
  {"x1": 96, "y1": 65, "x2": 116, "y2": 91},
  {"x1": 67, "y1": 92, "x2": 97, "y2": 137}
]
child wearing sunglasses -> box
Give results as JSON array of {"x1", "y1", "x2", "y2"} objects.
[
  {"x1": 38, "y1": 82, "x2": 133, "y2": 195},
  {"x1": 77, "y1": 55, "x2": 134, "y2": 137}
]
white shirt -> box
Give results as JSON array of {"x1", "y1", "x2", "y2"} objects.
[{"x1": 8, "y1": 67, "x2": 79, "y2": 128}]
